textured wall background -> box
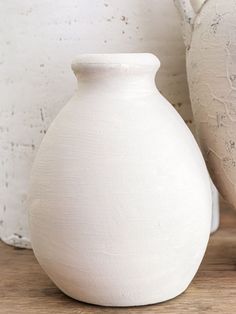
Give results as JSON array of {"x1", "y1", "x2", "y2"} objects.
[{"x1": 0, "y1": 0, "x2": 193, "y2": 248}]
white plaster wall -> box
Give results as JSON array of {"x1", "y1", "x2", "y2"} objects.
[{"x1": 0, "y1": 0, "x2": 193, "y2": 248}]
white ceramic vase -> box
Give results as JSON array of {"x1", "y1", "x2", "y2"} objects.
[
  {"x1": 174, "y1": 0, "x2": 236, "y2": 209},
  {"x1": 29, "y1": 53, "x2": 211, "y2": 307}
]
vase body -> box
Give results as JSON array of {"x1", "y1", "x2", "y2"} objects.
[
  {"x1": 29, "y1": 54, "x2": 211, "y2": 307},
  {"x1": 180, "y1": 0, "x2": 236, "y2": 208},
  {"x1": 0, "y1": 0, "x2": 198, "y2": 248}
]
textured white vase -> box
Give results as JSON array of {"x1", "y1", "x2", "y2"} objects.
[
  {"x1": 174, "y1": 0, "x2": 236, "y2": 209},
  {"x1": 0, "y1": 0, "x2": 218, "y2": 248},
  {"x1": 29, "y1": 53, "x2": 211, "y2": 307}
]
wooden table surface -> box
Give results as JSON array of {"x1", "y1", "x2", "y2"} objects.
[{"x1": 1, "y1": 208, "x2": 236, "y2": 314}]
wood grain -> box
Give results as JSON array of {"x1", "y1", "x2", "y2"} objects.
[{"x1": 1, "y1": 207, "x2": 236, "y2": 313}]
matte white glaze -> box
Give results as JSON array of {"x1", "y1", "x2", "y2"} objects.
[{"x1": 29, "y1": 53, "x2": 211, "y2": 306}]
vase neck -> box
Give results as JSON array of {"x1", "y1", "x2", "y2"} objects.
[{"x1": 71, "y1": 54, "x2": 160, "y2": 96}]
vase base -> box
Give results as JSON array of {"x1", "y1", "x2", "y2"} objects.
[{"x1": 58, "y1": 282, "x2": 190, "y2": 307}]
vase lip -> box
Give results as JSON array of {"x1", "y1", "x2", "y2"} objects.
[{"x1": 71, "y1": 53, "x2": 160, "y2": 72}]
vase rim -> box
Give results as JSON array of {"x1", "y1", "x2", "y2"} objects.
[{"x1": 71, "y1": 53, "x2": 160, "y2": 72}]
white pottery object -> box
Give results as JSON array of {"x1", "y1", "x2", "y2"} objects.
[
  {"x1": 174, "y1": 0, "x2": 236, "y2": 209},
  {"x1": 210, "y1": 178, "x2": 220, "y2": 233},
  {"x1": 29, "y1": 53, "x2": 212, "y2": 307},
  {"x1": 1, "y1": 0, "x2": 218, "y2": 249}
]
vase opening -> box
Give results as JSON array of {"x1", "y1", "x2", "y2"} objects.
[{"x1": 71, "y1": 53, "x2": 160, "y2": 72}]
